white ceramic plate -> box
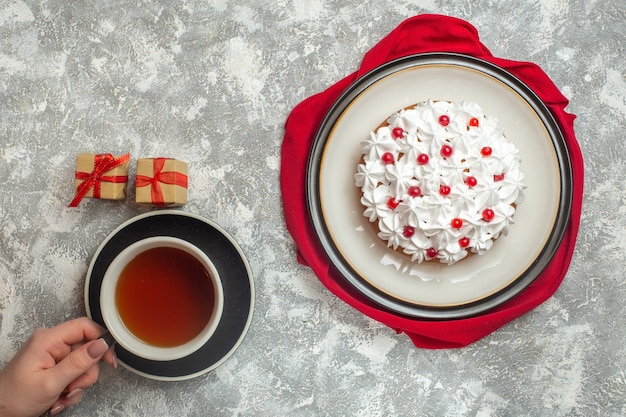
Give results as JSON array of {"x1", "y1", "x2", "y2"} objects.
[{"x1": 307, "y1": 53, "x2": 572, "y2": 319}]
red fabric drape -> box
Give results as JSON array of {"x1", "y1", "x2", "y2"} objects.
[{"x1": 280, "y1": 14, "x2": 583, "y2": 348}]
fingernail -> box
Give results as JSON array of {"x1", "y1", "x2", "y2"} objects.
[
  {"x1": 50, "y1": 404, "x2": 65, "y2": 415},
  {"x1": 87, "y1": 338, "x2": 109, "y2": 359},
  {"x1": 111, "y1": 351, "x2": 119, "y2": 369},
  {"x1": 100, "y1": 331, "x2": 116, "y2": 347},
  {"x1": 66, "y1": 388, "x2": 83, "y2": 400}
]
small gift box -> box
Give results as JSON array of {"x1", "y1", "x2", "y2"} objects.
[
  {"x1": 135, "y1": 158, "x2": 189, "y2": 207},
  {"x1": 69, "y1": 153, "x2": 131, "y2": 207}
]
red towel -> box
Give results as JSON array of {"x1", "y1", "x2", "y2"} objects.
[{"x1": 280, "y1": 14, "x2": 583, "y2": 348}]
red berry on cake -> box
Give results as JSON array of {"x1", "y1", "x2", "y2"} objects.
[
  {"x1": 403, "y1": 226, "x2": 415, "y2": 238},
  {"x1": 482, "y1": 208, "x2": 495, "y2": 222},
  {"x1": 438, "y1": 115, "x2": 450, "y2": 126},
  {"x1": 440, "y1": 144, "x2": 453, "y2": 158},
  {"x1": 392, "y1": 127, "x2": 404, "y2": 139},
  {"x1": 408, "y1": 186, "x2": 421, "y2": 197},
  {"x1": 469, "y1": 117, "x2": 480, "y2": 127},
  {"x1": 426, "y1": 248, "x2": 438, "y2": 259},
  {"x1": 459, "y1": 237, "x2": 470, "y2": 248},
  {"x1": 387, "y1": 197, "x2": 400, "y2": 210},
  {"x1": 451, "y1": 218, "x2": 463, "y2": 229},
  {"x1": 382, "y1": 152, "x2": 395, "y2": 164},
  {"x1": 417, "y1": 153, "x2": 429, "y2": 165},
  {"x1": 465, "y1": 176, "x2": 478, "y2": 187},
  {"x1": 439, "y1": 185, "x2": 451, "y2": 196},
  {"x1": 494, "y1": 173, "x2": 505, "y2": 182},
  {"x1": 480, "y1": 146, "x2": 492, "y2": 157}
]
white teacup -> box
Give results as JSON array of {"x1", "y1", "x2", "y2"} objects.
[{"x1": 100, "y1": 236, "x2": 223, "y2": 361}]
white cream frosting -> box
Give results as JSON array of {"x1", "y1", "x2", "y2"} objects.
[{"x1": 355, "y1": 100, "x2": 526, "y2": 265}]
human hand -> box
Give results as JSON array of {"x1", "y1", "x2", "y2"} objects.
[{"x1": 0, "y1": 317, "x2": 117, "y2": 417}]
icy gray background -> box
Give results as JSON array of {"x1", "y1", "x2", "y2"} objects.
[{"x1": 1, "y1": 0, "x2": 625, "y2": 416}]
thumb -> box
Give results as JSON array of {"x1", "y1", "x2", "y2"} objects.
[{"x1": 49, "y1": 338, "x2": 109, "y2": 386}]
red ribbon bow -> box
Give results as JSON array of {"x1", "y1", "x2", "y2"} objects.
[
  {"x1": 135, "y1": 158, "x2": 188, "y2": 207},
  {"x1": 69, "y1": 153, "x2": 131, "y2": 207}
]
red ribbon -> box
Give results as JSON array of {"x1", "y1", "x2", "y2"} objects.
[
  {"x1": 69, "y1": 153, "x2": 130, "y2": 207},
  {"x1": 135, "y1": 158, "x2": 188, "y2": 207}
]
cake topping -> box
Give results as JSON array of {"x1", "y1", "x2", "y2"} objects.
[
  {"x1": 465, "y1": 176, "x2": 478, "y2": 187},
  {"x1": 451, "y1": 218, "x2": 463, "y2": 229},
  {"x1": 408, "y1": 186, "x2": 421, "y2": 197},
  {"x1": 382, "y1": 152, "x2": 395, "y2": 164},
  {"x1": 392, "y1": 127, "x2": 404, "y2": 139},
  {"x1": 355, "y1": 99, "x2": 526, "y2": 265},
  {"x1": 440, "y1": 144, "x2": 453, "y2": 158},
  {"x1": 387, "y1": 197, "x2": 400, "y2": 210},
  {"x1": 482, "y1": 208, "x2": 495, "y2": 222}
]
